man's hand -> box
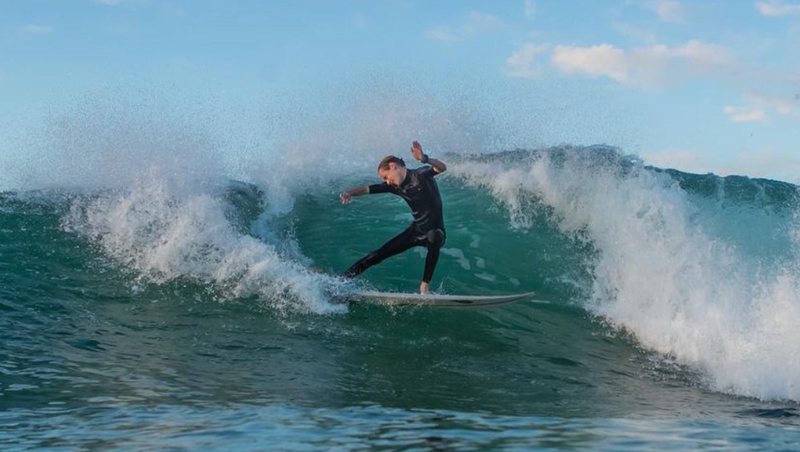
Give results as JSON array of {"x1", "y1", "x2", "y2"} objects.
[
  {"x1": 410, "y1": 141, "x2": 425, "y2": 162},
  {"x1": 340, "y1": 186, "x2": 369, "y2": 204}
]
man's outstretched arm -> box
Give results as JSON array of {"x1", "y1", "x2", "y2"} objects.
[{"x1": 339, "y1": 186, "x2": 369, "y2": 204}]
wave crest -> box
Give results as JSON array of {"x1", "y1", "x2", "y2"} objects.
[{"x1": 453, "y1": 147, "x2": 800, "y2": 401}]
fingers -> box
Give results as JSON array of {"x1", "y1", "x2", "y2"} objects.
[
  {"x1": 339, "y1": 193, "x2": 352, "y2": 204},
  {"x1": 410, "y1": 140, "x2": 423, "y2": 160}
]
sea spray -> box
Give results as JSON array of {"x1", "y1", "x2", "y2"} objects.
[
  {"x1": 9, "y1": 89, "x2": 368, "y2": 313},
  {"x1": 452, "y1": 147, "x2": 800, "y2": 401},
  {"x1": 61, "y1": 170, "x2": 347, "y2": 314}
]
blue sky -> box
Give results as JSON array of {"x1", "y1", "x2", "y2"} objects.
[{"x1": 1, "y1": 0, "x2": 799, "y2": 184}]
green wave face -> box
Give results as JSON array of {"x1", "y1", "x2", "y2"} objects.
[{"x1": 1, "y1": 147, "x2": 799, "y2": 426}]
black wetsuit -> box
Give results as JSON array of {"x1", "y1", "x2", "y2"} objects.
[{"x1": 344, "y1": 166, "x2": 446, "y2": 283}]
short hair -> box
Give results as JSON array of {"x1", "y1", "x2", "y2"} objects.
[{"x1": 378, "y1": 155, "x2": 405, "y2": 171}]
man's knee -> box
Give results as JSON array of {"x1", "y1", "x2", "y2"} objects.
[{"x1": 426, "y1": 229, "x2": 445, "y2": 248}]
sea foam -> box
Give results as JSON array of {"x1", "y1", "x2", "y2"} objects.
[
  {"x1": 453, "y1": 149, "x2": 800, "y2": 401},
  {"x1": 61, "y1": 171, "x2": 346, "y2": 314}
]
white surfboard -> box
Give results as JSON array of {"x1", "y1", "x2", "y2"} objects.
[{"x1": 345, "y1": 291, "x2": 536, "y2": 307}]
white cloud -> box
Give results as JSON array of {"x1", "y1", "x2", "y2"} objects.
[
  {"x1": 551, "y1": 44, "x2": 629, "y2": 82},
  {"x1": 667, "y1": 40, "x2": 732, "y2": 68},
  {"x1": 721, "y1": 93, "x2": 798, "y2": 124},
  {"x1": 426, "y1": 11, "x2": 504, "y2": 42},
  {"x1": 723, "y1": 105, "x2": 769, "y2": 122},
  {"x1": 747, "y1": 93, "x2": 797, "y2": 115},
  {"x1": 505, "y1": 43, "x2": 549, "y2": 78},
  {"x1": 542, "y1": 40, "x2": 732, "y2": 87},
  {"x1": 22, "y1": 25, "x2": 54, "y2": 34},
  {"x1": 755, "y1": 0, "x2": 800, "y2": 16},
  {"x1": 524, "y1": 1, "x2": 536, "y2": 19},
  {"x1": 645, "y1": 0, "x2": 686, "y2": 23}
]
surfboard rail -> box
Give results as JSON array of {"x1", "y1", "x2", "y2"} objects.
[{"x1": 344, "y1": 291, "x2": 537, "y2": 307}]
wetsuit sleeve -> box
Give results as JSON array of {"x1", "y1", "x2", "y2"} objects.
[
  {"x1": 417, "y1": 165, "x2": 439, "y2": 178},
  {"x1": 368, "y1": 183, "x2": 395, "y2": 194}
]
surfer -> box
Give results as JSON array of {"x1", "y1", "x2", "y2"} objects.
[{"x1": 339, "y1": 141, "x2": 447, "y2": 294}]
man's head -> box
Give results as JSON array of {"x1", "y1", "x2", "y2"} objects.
[{"x1": 377, "y1": 155, "x2": 407, "y2": 187}]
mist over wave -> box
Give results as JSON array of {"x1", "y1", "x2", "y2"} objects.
[{"x1": 2, "y1": 84, "x2": 516, "y2": 314}]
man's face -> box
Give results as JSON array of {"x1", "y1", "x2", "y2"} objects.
[{"x1": 378, "y1": 163, "x2": 405, "y2": 187}]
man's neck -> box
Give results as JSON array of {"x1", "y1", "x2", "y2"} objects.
[{"x1": 399, "y1": 168, "x2": 410, "y2": 187}]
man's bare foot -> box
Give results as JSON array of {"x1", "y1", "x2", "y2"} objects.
[{"x1": 420, "y1": 282, "x2": 430, "y2": 294}]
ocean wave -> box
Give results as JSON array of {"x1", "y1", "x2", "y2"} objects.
[
  {"x1": 3, "y1": 144, "x2": 799, "y2": 401},
  {"x1": 452, "y1": 146, "x2": 800, "y2": 401}
]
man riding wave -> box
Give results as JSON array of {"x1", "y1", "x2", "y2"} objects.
[{"x1": 340, "y1": 141, "x2": 447, "y2": 294}]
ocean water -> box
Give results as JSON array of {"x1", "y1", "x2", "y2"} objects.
[{"x1": 2, "y1": 129, "x2": 800, "y2": 449}]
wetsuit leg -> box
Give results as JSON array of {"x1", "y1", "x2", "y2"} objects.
[
  {"x1": 343, "y1": 227, "x2": 418, "y2": 278},
  {"x1": 422, "y1": 229, "x2": 446, "y2": 283}
]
